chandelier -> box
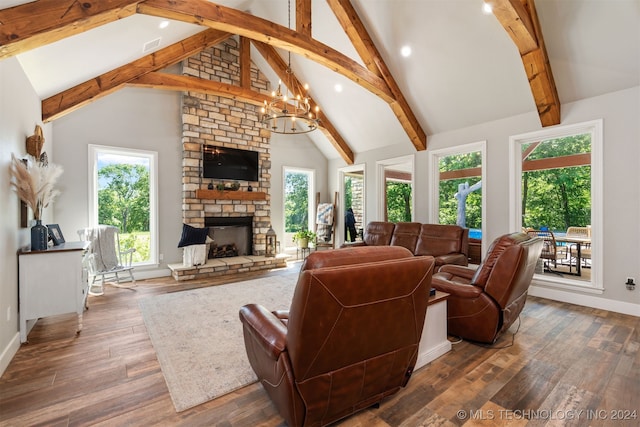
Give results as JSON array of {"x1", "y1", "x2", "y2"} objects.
[{"x1": 260, "y1": 0, "x2": 320, "y2": 134}]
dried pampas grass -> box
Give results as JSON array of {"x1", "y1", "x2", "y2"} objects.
[{"x1": 10, "y1": 154, "x2": 63, "y2": 220}]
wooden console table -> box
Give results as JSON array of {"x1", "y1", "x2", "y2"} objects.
[{"x1": 18, "y1": 241, "x2": 89, "y2": 343}]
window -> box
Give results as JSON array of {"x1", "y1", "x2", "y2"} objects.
[
  {"x1": 283, "y1": 167, "x2": 315, "y2": 247},
  {"x1": 377, "y1": 156, "x2": 414, "y2": 222},
  {"x1": 429, "y1": 142, "x2": 486, "y2": 261},
  {"x1": 510, "y1": 120, "x2": 603, "y2": 291},
  {"x1": 88, "y1": 145, "x2": 158, "y2": 266}
]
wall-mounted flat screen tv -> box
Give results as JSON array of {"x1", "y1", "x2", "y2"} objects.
[{"x1": 202, "y1": 145, "x2": 259, "y2": 182}]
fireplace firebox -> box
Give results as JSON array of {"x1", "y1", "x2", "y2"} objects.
[{"x1": 205, "y1": 216, "x2": 253, "y2": 257}]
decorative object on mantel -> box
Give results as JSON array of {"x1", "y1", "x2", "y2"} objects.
[
  {"x1": 25, "y1": 124, "x2": 44, "y2": 158},
  {"x1": 207, "y1": 182, "x2": 214, "y2": 190},
  {"x1": 247, "y1": 184, "x2": 253, "y2": 192},
  {"x1": 260, "y1": 0, "x2": 320, "y2": 134},
  {"x1": 10, "y1": 154, "x2": 63, "y2": 251}
]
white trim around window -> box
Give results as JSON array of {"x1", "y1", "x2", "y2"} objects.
[
  {"x1": 428, "y1": 141, "x2": 487, "y2": 251},
  {"x1": 88, "y1": 144, "x2": 159, "y2": 267},
  {"x1": 508, "y1": 119, "x2": 603, "y2": 292},
  {"x1": 376, "y1": 155, "x2": 415, "y2": 221}
]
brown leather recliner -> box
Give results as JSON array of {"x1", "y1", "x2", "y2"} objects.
[
  {"x1": 431, "y1": 232, "x2": 543, "y2": 344},
  {"x1": 239, "y1": 246, "x2": 435, "y2": 427}
]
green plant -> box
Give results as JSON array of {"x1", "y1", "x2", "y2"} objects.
[{"x1": 292, "y1": 229, "x2": 316, "y2": 242}]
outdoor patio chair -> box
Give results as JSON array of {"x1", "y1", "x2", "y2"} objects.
[
  {"x1": 566, "y1": 226, "x2": 591, "y2": 270},
  {"x1": 78, "y1": 225, "x2": 136, "y2": 296},
  {"x1": 526, "y1": 229, "x2": 566, "y2": 273}
]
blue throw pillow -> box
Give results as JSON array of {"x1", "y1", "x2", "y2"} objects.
[{"x1": 178, "y1": 224, "x2": 209, "y2": 248}]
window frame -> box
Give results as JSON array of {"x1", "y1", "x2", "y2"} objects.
[
  {"x1": 282, "y1": 166, "x2": 316, "y2": 245},
  {"x1": 509, "y1": 119, "x2": 603, "y2": 293},
  {"x1": 376, "y1": 155, "x2": 415, "y2": 222},
  {"x1": 88, "y1": 144, "x2": 159, "y2": 267},
  {"x1": 428, "y1": 141, "x2": 487, "y2": 251}
]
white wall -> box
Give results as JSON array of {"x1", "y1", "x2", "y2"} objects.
[
  {"x1": 52, "y1": 87, "x2": 330, "y2": 267},
  {"x1": 270, "y1": 133, "x2": 329, "y2": 244},
  {"x1": 328, "y1": 86, "x2": 640, "y2": 313},
  {"x1": 0, "y1": 57, "x2": 46, "y2": 373},
  {"x1": 53, "y1": 87, "x2": 184, "y2": 273}
]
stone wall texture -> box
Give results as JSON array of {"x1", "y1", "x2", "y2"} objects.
[{"x1": 181, "y1": 37, "x2": 273, "y2": 255}]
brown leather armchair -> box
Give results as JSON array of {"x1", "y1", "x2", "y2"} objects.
[
  {"x1": 239, "y1": 246, "x2": 435, "y2": 426},
  {"x1": 431, "y1": 232, "x2": 543, "y2": 344}
]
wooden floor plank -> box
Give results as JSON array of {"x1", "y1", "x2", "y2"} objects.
[{"x1": 1, "y1": 263, "x2": 638, "y2": 426}]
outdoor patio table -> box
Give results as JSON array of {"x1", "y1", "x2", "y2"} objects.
[{"x1": 554, "y1": 235, "x2": 591, "y2": 276}]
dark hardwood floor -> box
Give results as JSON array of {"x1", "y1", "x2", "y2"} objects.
[{"x1": 1, "y1": 262, "x2": 638, "y2": 426}]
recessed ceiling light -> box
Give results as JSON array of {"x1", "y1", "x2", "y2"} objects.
[
  {"x1": 159, "y1": 20, "x2": 170, "y2": 29},
  {"x1": 334, "y1": 84, "x2": 343, "y2": 93},
  {"x1": 482, "y1": 2, "x2": 493, "y2": 14},
  {"x1": 400, "y1": 45, "x2": 412, "y2": 58}
]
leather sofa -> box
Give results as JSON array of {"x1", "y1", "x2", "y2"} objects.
[
  {"x1": 431, "y1": 232, "x2": 543, "y2": 344},
  {"x1": 239, "y1": 246, "x2": 435, "y2": 427},
  {"x1": 343, "y1": 221, "x2": 469, "y2": 267}
]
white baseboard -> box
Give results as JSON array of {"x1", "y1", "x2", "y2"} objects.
[
  {"x1": 416, "y1": 340, "x2": 452, "y2": 370},
  {"x1": 529, "y1": 284, "x2": 640, "y2": 317},
  {"x1": 0, "y1": 332, "x2": 20, "y2": 377}
]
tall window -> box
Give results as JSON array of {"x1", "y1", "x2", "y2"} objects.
[
  {"x1": 283, "y1": 167, "x2": 314, "y2": 247},
  {"x1": 429, "y1": 142, "x2": 486, "y2": 242},
  {"x1": 377, "y1": 156, "x2": 414, "y2": 222},
  {"x1": 510, "y1": 120, "x2": 603, "y2": 290},
  {"x1": 88, "y1": 145, "x2": 158, "y2": 266}
]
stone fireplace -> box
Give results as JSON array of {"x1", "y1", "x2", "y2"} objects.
[
  {"x1": 180, "y1": 38, "x2": 272, "y2": 255},
  {"x1": 169, "y1": 37, "x2": 288, "y2": 281}
]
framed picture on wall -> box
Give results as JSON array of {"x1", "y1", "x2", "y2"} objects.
[{"x1": 47, "y1": 224, "x2": 65, "y2": 246}]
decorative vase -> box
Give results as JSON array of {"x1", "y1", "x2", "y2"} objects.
[{"x1": 31, "y1": 220, "x2": 48, "y2": 251}]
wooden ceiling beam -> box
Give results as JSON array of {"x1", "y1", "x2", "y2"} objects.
[
  {"x1": 137, "y1": 0, "x2": 393, "y2": 102},
  {"x1": 0, "y1": 0, "x2": 141, "y2": 59},
  {"x1": 490, "y1": 0, "x2": 560, "y2": 126},
  {"x1": 252, "y1": 41, "x2": 354, "y2": 165},
  {"x1": 129, "y1": 72, "x2": 270, "y2": 106},
  {"x1": 326, "y1": 0, "x2": 426, "y2": 151},
  {"x1": 296, "y1": 0, "x2": 312, "y2": 37},
  {"x1": 239, "y1": 36, "x2": 251, "y2": 88},
  {"x1": 42, "y1": 29, "x2": 230, "y2": 122}
]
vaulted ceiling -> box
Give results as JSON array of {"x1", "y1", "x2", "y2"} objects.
[{"x1": 2, "y1": 0, "x2": 638, "y2": 163}]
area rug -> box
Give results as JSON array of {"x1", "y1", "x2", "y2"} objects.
[{"x1": 139, "y1": 273, "x2": 298, "y2": 412}]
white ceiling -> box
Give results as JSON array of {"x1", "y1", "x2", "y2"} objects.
[{"x1": 11, "y1": 0, "x2": 640, "y2": 160}]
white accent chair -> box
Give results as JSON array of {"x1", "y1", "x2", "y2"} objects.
[{"x1": 78, "y1": 225, "x2": 136, "y2": 296}]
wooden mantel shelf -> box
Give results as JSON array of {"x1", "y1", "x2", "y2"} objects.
[{"x1": 195, "y1": 189, "x2": 267, "y2": 200}]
